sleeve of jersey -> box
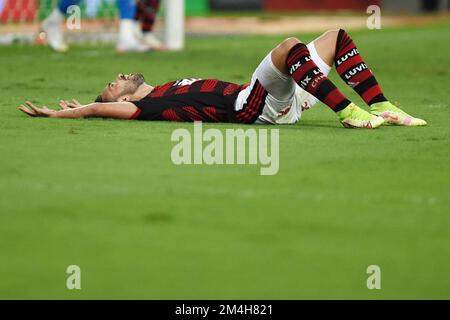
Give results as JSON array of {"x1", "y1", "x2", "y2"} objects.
[{"x1": 130, "y1": 98, "x2": 165, "y2": 121}]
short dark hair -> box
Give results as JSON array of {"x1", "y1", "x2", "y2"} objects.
[{"x1": 95, "y1": 95, "x2": 103, "y2": 103}]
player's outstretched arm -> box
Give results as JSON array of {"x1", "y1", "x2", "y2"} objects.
[{"x1": 18, "y1": 100, "x2": 138, "y2": 120}]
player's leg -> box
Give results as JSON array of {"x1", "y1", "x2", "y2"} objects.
[
  {"x1": 271, "y1": 37, "x2": 384, "y2": 128},
  {"x1": 140, "y1": 0, "x2": 160, "y2": 33},
  {"x1": 234, "y1": 39, "x2": 303, "y2": 124},
  {"x1": 41, "y1": 0, "x2": 80, "y2": 52},
  {"x1": 117, "y1": 0, "x2": 151, "y2": 52},
  {"x1": 330, "y1": 29, "x2": 426, "y2": 126},
  {"x1": 137, "y1": 0, "x2": 163, "y2": 49},
  {"x1": 85, "y1": 0, "x2": 103, "y2": 19}
]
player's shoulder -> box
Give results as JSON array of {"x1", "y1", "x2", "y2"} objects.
[
  {"x1": 149, "y1": 78, "x2": 202, "y2": 96},
  {"x1": 173, "y1": 78, "x2": 203, "y2": 86}
]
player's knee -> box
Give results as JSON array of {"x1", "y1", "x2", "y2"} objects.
[
  {"x1": 271, "y1": 37, "x2": 303, "y2": 74},
  {"x1": 273, "y1": 37, "x2": 302, "y2": 61},
  {"x1": 279, "y1": 37, "x2": 302, "y2": 53},
  {"x1": 319, "y1": 29, "x2": 340, "y2": 58}
]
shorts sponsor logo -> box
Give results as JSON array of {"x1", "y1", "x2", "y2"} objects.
[
  {"x1": 301, "y1": 101, "x2": 311, "y2": 112},
  {"x1": 277, "y1": 106, "x2": 291, "y2": 117}
]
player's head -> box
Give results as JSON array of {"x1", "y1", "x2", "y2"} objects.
[{"x1": 95, "y1": 73, "x2": 145, "y2": 103}]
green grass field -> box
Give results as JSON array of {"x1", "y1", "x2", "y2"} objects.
[{"x1": 0, "y1": 22, "x2": 449, "y2": 299}]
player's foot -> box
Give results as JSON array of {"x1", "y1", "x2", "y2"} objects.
[
  {"x1": 116, "y1": 39, "x2": 153, "y2": 53},
  {"x1": 117, "y1": 19, "x2": 152, "y2": 53},
  {"x1": 133, "y1": 22, "x2": 166, "y2": 51},
  {"x1": 41, "y1": 9, "x2": 68, "y2": 53},
  {"x1": 141, "y1": 32, "x2": 166, "y2": 50},
  {"x1": 337, "y1": 103, "x2": 385, "y2": 129},
  {"x1": 370, "y1": 101, "x2": 427, "y2": 126}
]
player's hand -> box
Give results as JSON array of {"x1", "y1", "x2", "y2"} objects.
[
  {"x1": 18, "y1": 101, "x2": 57, "y2": 118},
  {"x1": 59, "y1": 99, "x2": 82, "y2": 110}
]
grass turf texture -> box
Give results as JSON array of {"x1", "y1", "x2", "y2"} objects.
[{"x1": 0, "y1": 22, "x2": 449, "y2": 299}]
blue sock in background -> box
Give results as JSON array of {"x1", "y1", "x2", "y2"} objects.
[
  {"x1": 117, "y1": 0, "x2": 136, "y2": 19},
  {"x1": 58, "y1": 0, "x2": 80, "y2": 14},
  {"x1": 58, "y1": 0, "x2": 135, "y2": 19}
]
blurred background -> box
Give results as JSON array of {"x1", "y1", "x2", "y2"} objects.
[{"x1": 0, "y1": 0, "x2": 449, "y2": 46}]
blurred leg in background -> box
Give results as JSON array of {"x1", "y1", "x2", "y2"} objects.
[
  {"x1": 85, "y1": 0, "x2": 105, "y2": 19},
  {"x1": 116, "y1": 0, "x2": 151, "y2": 52},
  {"x1": 42, "y1": 0, "x2": 151, "y2": 53},
  {"x1": 41, "y1": 0, "x2": 79, "y2": 52},
  {"x1": 0, "y1": 0, "x2": 7, "y2": 13},
  {"x1": 134, "y1": 0, "x2": 164, "y2": 49}
]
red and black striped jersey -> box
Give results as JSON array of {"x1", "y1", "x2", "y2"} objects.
[{"x1": 131, "y1": 79, "x2": 252, "y2": 123}]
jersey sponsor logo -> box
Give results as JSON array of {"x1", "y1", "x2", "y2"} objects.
[
  {"x1": 336, "y1": 48, "x2": 359, "y2": 66},
  {"x1": 173, "y1": 78, "x2": 202, "y2": 86},
  {"x1": 344, "y1": 63, "x2": 367, "y2": 80}
]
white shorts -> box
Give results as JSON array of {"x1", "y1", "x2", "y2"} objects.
[{"x1": 234, "y1": 42, "x2": 331, "y2": 124}]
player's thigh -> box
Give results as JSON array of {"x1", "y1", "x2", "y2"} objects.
[{"x1": 309, "y1": 30, "x2": 339, "y2": 67}]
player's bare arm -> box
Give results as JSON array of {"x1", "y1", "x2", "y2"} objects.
[
  {"x1": 18, "y1": 30, "x2": 426, "y2": 128},
  {"x1": 18, "y1": 100, "x2": 138, "y2": 119},
  {"x1": 18, "y1": 73, "x2": 150, "y2": 119}
]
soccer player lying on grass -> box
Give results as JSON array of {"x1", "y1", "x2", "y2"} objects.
[{"x1": 19, "y1": 29, "x2": 426, "y2": 128}]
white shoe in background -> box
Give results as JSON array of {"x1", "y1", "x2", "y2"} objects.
[
  {"x1": 116, "y1": 19, "x2": 152, "y2": 53},
  {"x1": 133, "y1": 20, "x2": 165, "y2": 50},
  {"x1": 41, "y1": 8, "x2": 68, "y2": 52},
  {"x1": 132, "y1": 20, "x2": 144, "y2": 41},
  {"x1": 141, "y1": 32, "x2": 165, "y2": 50}
]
